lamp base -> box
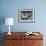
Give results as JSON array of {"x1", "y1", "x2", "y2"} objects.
[{"x1": 8, "y1": 32, "x2": 11, "y2": 35}]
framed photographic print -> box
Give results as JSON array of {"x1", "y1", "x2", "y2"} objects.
[{"x1": 18, "y1": 9, "x2": 35, "y2": 23}]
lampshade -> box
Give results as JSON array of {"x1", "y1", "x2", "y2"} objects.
[{"x1": 5, "y1": 18, "x2": 14, "y2": 25}]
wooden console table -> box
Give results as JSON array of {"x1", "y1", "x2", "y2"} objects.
[{"x1": 4, "y1": 32, "x2": 43, "y2": 46}]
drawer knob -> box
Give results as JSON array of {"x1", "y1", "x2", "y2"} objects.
[{"x1": 32, "y1": 42, "x2": 35, "y2": 44}]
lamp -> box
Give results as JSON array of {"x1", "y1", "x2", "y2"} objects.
[{"x1": 5, "y1": 18, "x2": 14, "y2": 35}]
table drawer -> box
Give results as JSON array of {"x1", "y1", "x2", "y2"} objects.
[
  {"x1": 24, "y1": 40, "x2": 43, "y2": 46},
  {"x1": 4, "y1": 40, "x2": 24, "y2": 46},
  {"x1": 4, "y1": 35, "x2": 24, "y2": 40},
  {"x1": 4, "y1": 40, "x2": 16, "y2": 46},
  {"x1": 32, "y1": 40, "x2": 43, "y2": 46},
  {"x1": 25, "y1": 35, "x2": 43, "y2": 40}
]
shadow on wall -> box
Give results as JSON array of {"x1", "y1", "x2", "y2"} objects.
[{"x1": 0, "y1": 16, "x2": 5, "y2": 46}]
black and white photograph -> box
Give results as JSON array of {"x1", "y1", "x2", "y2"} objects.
[{"x1": 18, "y1": 9, "x2": 35, "y2": 23}]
